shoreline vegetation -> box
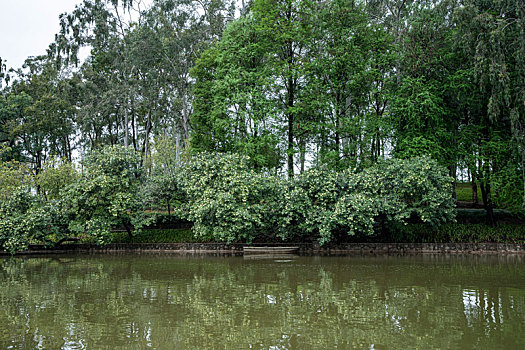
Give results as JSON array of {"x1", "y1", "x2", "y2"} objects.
[
  {"x1": 1, "y1": 147, "x2": 523, "y2": 255},
  {"x1": 2, "y1": 1, "x2": 525, "y2": 253},
  {"x1": 115, "y1": 222, "x2": 525, "y2": 245}
]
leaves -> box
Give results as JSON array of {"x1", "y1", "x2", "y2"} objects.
[{"x1": 177, "y1": 153, "x2": 455, "y2": 245}]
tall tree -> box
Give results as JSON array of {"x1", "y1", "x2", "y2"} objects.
[{"x1": 454, "y1": 0, "x2": 525, "y2": 216}]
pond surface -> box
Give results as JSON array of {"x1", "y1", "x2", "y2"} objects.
[{"x1": 1, "y1": 254, "x2": 524, "y2": 349}]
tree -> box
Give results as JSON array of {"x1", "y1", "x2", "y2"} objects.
[
  {"x1": 311, "y1": 0, "x2": 390, "y2": 169},
  {"x1": 191, "y1": 16, "x2": 282, "y2": 171},
  {"x1": 2, "y1": 56, "x2": 77, "y2": 177},
  {"x1": 51, "y1": 0, "x2": 236, "y2": 160},
  {"x1": 454, "y1": 0, "x2": 525, "y2": 217}
]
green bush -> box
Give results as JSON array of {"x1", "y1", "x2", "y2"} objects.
[
  {"x1": 359, "y1": 157, "x2": 456, "y2": 226},
  {"x1": 35, "y1": 158, "x2": 78, "y2": 200},
  {"x1": 0, "y1": 149, "x2": 458, "y2": 252},
  {"x1": 0, "y1": 144, "x2": 32, "y2": 202},
  {"x1": 275, "y1": 157, "x2": 455, "y2": 244},
  {"x1": 0, "y1": 189, "x2": 71, "y2": 253},
  {"x1": 179, "y1": 152, "x2": 283, "y2": 243},
  {"x1": 61, "y1": 145, "x2": 155, "y2": 244},
  {"x1": 178, "y1": 154, "x2": 455, "y2": 245}
]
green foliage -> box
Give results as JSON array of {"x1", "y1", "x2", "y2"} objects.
[
  {"x1": 390, "y1": 223, "x2": 525, "y2": 244},
  {"x1": 0, "y1": 144, "x2": 32, "y2": 201},
  {"x1": 0, "y1": 189, "x2": 70, "y2": 253},
  {"x1": 0, "y1": 189, "x2": 34, "y2": 253},
  {"x1": 2, "y1": 0, "x2": 525, "y2": 250},
  {"x1": 147, "y1": 173, "x2": 186, "y2": 212},
  {"x1": 178, "y1": 153, "x2": 455, "y2": 245},
  {"x1": 190, "y1": 16, "x2": 282, "y2": 171},
  {"x1": 277, "y1": 157, "x2": 456, "y2": 244},
  {"x1": 146, "y1": 135, "x2": 188, "y2": 214},
  {"x1": 179, "y1": 152, "x2": 282, "y2": 243},
  {"x1": 36, "y1": 158, "x2": 78, "y2": 200},
  {"x1": 395, "y1": 136, "x2": 445, "y2": 163},
  {"x1": 360, "y1": 157, "x2": 456, "y2": 226},
  {"x1": 61, "y1": 145, "x2": 154, "y2": 244},
  {"x1": 492, "y1": 163, "x2": 525, "y2": 212}
]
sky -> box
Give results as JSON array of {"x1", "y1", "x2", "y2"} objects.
[{"x1": 0, "y1": 0, "x2": 84, "y2": 70}]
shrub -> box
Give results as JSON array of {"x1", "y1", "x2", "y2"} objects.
[
  {"x1": 35, "y1": 158, "x2": 78, "y2": 200},
  {"x1": 178, "y1": 154, "x2": 455, "y2": 245},
  {"x1": 276, "y1": 157, "x2": 455, "y2": 244},
  {"x1": 179, "y1": 153, "x2": 282, "y2": 243},
  {"x1": 61, "y1": 145, "x2": 154, "y2": 244},
  {"x1": 0, "y1": 144, "x2": 32, "y2": 201},
  {"x1": 0, "y1": 189, "x2": 70, "y2": 253},
  {"x1": 357, "y1": 157, "x2": 456, "y2": 226}
]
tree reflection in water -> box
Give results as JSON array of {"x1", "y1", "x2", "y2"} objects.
[{"x1": 0, "y1": 254, "x2": 524, "y2": 349}]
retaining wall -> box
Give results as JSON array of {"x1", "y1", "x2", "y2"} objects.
[{"x1": 2, "y1": 242, "x2": 524, "y2": 255}]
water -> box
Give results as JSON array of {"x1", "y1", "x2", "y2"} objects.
[{"x1": 0, "y1": 254, "x2": 524, "y2": 349}]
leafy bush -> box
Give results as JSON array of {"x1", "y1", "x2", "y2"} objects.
[
  {"x1": 178, "y1": 154, "x2": 455, "y2": 245},
  {"x1": 0, "y1": 189, "x2": 34, "y2": 253},
  {"x1": 35, "y1": 158, "x2": 78, "y2": 200},
  {"x1": 0, "y1": 189, "x2": 71, "y2": 253},
  {"x1": 61, "y1": 145, "x2": 154, "y2": 244},
  {"x1": 358, "y1": 157, "x2": 456, "y2": 226},
  {"x1": 179, "y1": 153, "x2": 282, "y2": 243},
  {"x1": 275, "y1": 157, "x2": 455, "y2": 244},
  {"x1": 0, "y1": 144, "x2": 32, "y2": 201},
  {"x1": 0, "y1": 149, "x2": 457, "y2": 252}
]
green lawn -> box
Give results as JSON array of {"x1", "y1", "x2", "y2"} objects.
[{"x1": 456, "y1": 182, "x2": 480, "y2": 203}]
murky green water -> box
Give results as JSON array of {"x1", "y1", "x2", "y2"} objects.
[{"x1": 1, "y1": 254, "x2": 524, "y2": 349}]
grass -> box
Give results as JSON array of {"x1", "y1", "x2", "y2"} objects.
[
  {"x1": 390, "y1": 223, "x2": 525, "y2": 243},
  {"x1": 456, "y1": 182, "x2": 479, "y2": 203}
]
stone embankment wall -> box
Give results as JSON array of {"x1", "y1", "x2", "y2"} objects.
[{"x1": 2, "y1": 242, "x2": 524, "y2": 255}]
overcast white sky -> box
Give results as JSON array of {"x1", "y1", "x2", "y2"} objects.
[{"x1": 0, "y1": 0, "x2": 84, "y2": 70}]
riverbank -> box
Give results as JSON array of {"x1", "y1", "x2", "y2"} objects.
[
  {"x1": 3, "y1": 241, "x2": 524, "y2": 255},
  {"x1": 3, "y1": 213, "x2": 524, "y2": 256}
]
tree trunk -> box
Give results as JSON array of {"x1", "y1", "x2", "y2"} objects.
[
  {"x1": 124, "y1": 107, "x2": 129, "y2": 147},
  {"x1": 335, "y1": 96, "x2": 341, "y2": 162},
  {"x1": 131, "y1": 97, "x2": 137, "y2": 151},
  {"x1": 299, "y1": 139, "x2": 306, "y2": 174},
  {"x1": 471, "y1": 169, "x2": 478, "y2": 204},
  {"x1": 287, "y1": 110, "x2": 294, "y2": 178},
  {"x1": 175, "y1": 131, "x2": 180, "y2": 166},
  {"x1": 480, "y1": 180, "x2": 495, "y2": 226},
  {"x1": 181, "y1": 83, "x2": 190, "y2": 141},
  {"x1": 141, "y1": 110, "x2": 152, "y2": 168},
  {"x1": 124, "y1": 224, "x2": 133, "y2": 239},
  {"x1": 449, "y1": 164, "x2": 457, "y2": 202}
]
